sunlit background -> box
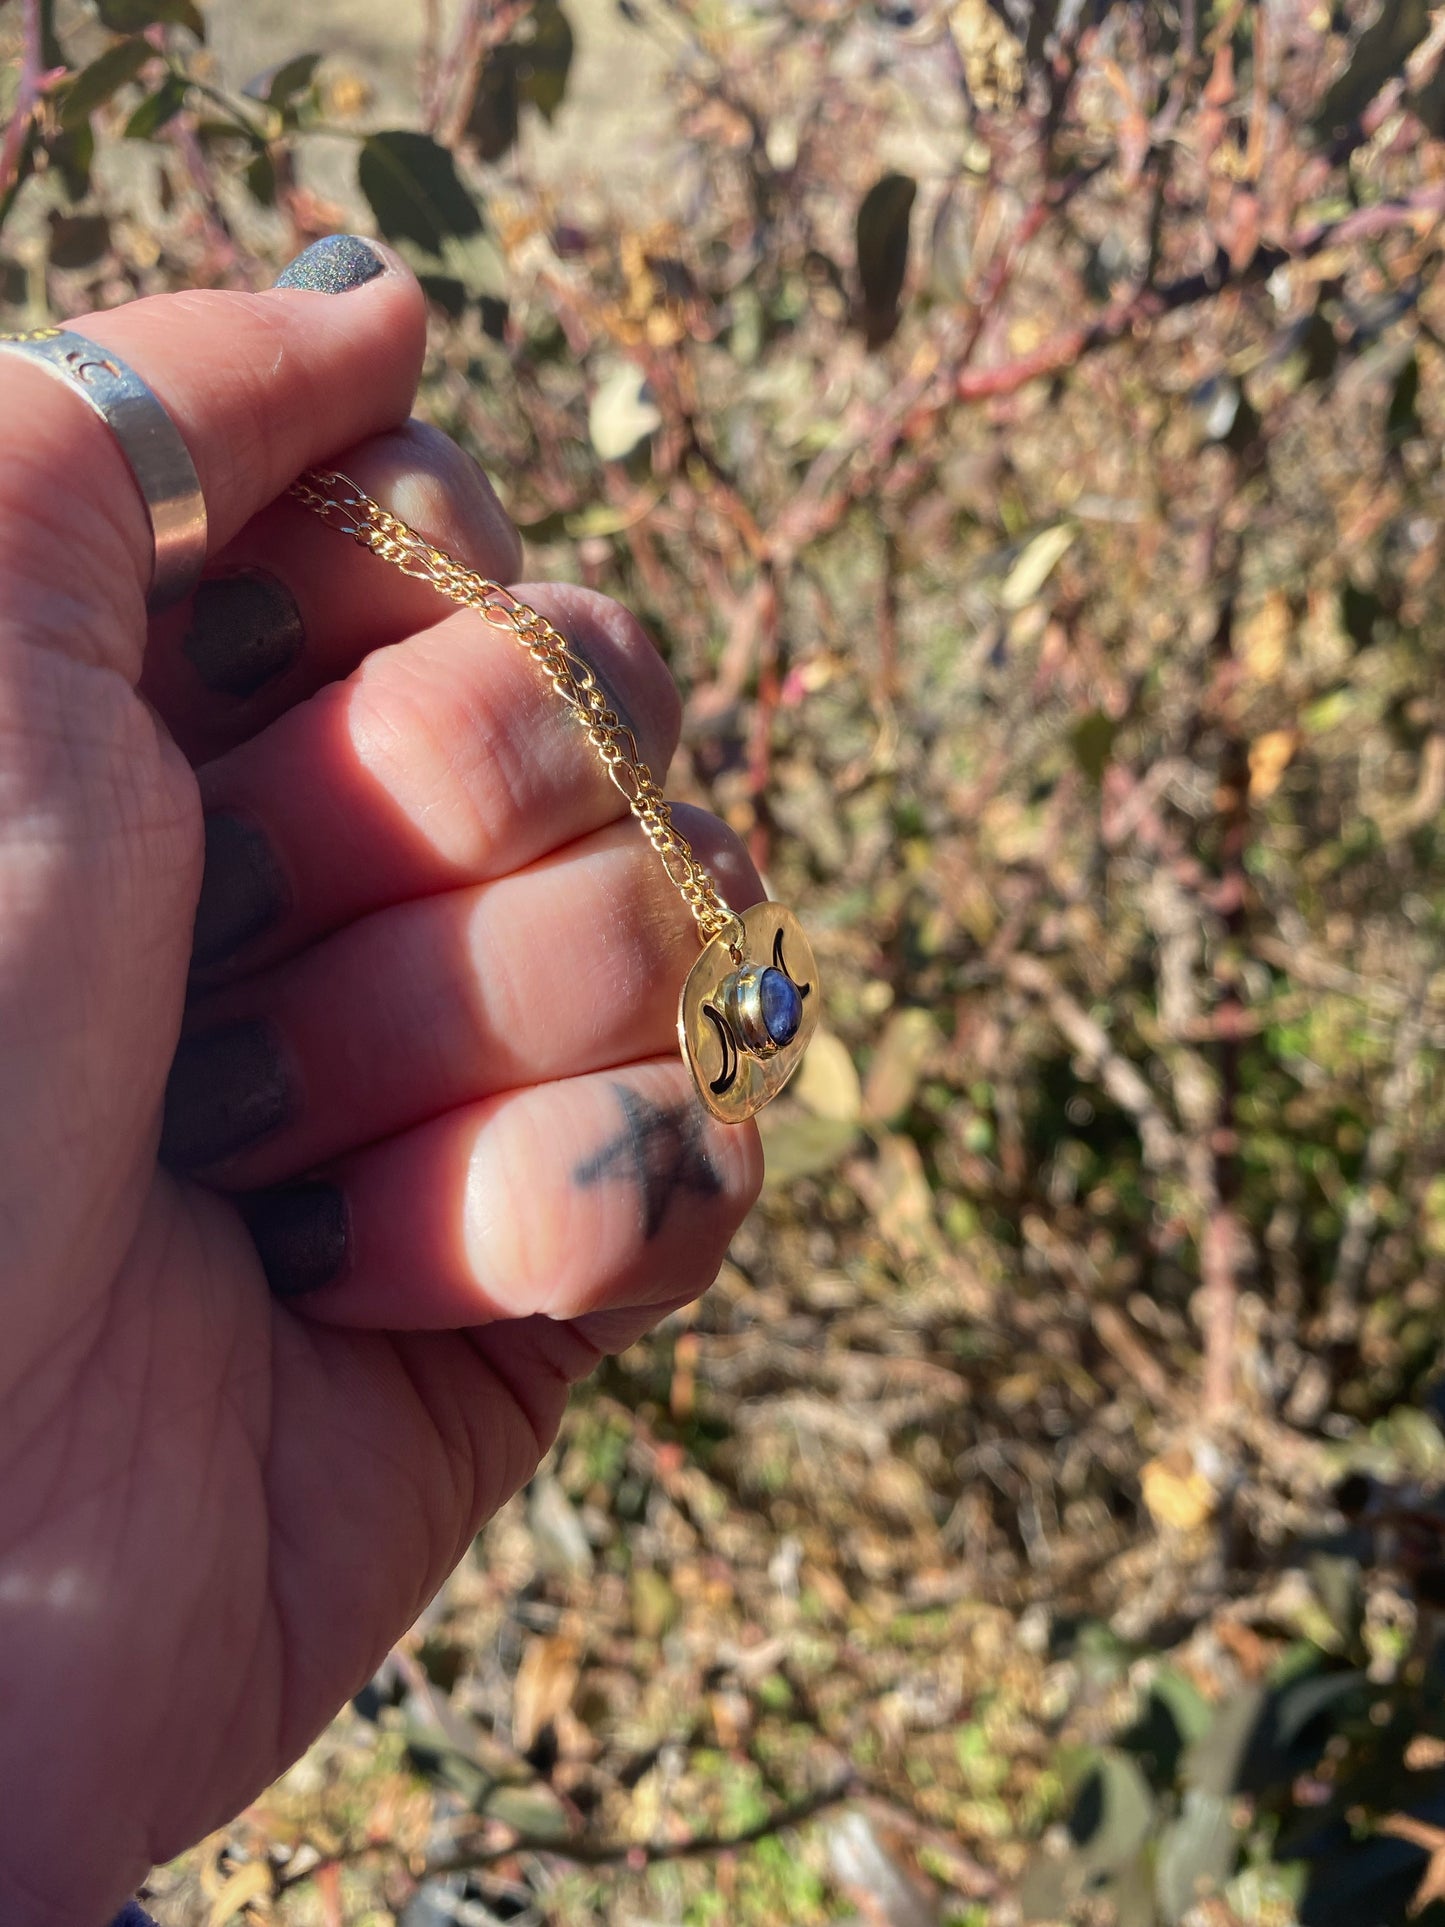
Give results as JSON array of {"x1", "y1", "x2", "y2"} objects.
[{"x1": 6, "y1": 2, "x2": 1445, "y2": 1920}]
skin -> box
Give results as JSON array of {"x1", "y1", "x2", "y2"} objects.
[{"x1": 0, "y1": 246, "x2": 763, "y2": 1926}]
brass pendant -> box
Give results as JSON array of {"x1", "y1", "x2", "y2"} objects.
[{"x1": 679, "y1": 903, "x2": 820, "y2": 1122}]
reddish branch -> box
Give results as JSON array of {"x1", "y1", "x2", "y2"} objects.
[
  {"x1": 0, "y1": 0, "x2": 64, "y2": 209},
  {"x1": 1201, "y1": 592, "x2": 1249, "y2": 1420},
  {"x1": 952, "y1": 186, "x2": 1445, "y2": 409},
  {"x1": 772, "y1": 183, "x2": 1445, "y2": 572}
]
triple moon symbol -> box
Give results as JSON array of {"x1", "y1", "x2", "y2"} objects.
[{"x1": 702, "y1": 928, "x2": 812, "y2": 1096}]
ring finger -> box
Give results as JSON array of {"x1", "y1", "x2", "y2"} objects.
[{"x1": 161, "y1": 806, "x2": 763, "y2": 1185}]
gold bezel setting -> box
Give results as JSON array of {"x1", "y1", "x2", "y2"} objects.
[{"x1": 679, "y1": 904, "x2": 819, "y2": 1123}]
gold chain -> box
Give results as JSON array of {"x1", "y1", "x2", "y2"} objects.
[{"x1": 289, "y1": 469, "x2": 742, "y2": 950}]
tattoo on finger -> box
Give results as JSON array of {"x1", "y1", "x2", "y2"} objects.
[{"x1": 572, "y1": 1084, "x2": 723, "y2": 1240}]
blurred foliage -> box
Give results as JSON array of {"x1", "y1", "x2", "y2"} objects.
[{"x1": 11, "y1": 0, "x2": 1445, "y2": 1919}]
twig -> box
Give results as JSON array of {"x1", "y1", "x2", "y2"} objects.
[
  {"x1": 952, "y1": 186, "x2": 1445, "y2": 409},
  {"x1": 1201, "y1": 590, "x2": 1249, "y2": 1421},
  {"x1": 1323, "y1": 979, "x2": 1432, "y2": 1343},
  {"x1": 420, "y1": 0, "x2": 444, "y2": 128},
  {"x1": 0, "y1": 0, "x2": 64, "y2": 212},
  {"x1": 1004, "y1": 953, "x2": 1184, "y2": 1175},
  {"x1": 280, "y1": 1773, "x2": 860, "y2": 1893}
]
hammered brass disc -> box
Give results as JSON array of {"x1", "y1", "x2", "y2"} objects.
[{"x1": 679, "y1": 903, "x2": 820, "y2": 1122}]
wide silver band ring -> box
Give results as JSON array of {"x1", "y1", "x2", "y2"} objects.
[{"x1": 0, "y1": 328, "x2": 208, "y2": 608}]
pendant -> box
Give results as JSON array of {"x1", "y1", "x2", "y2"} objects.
[{"x1": 679, "y1": 903, "x2": 820, "y2": 1122}]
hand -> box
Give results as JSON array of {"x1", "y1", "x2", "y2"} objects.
[{"x1": 0, "y1": 237, "x2": 763, "y2": 1927}]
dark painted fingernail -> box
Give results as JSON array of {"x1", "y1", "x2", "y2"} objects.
[
  {"x1": 160, "y1": 1019, "x2": 296, "y2": 1171},
  {"x1": 274, "y1": 235, "x2": 386, "y2": 294},
  {"x1": 241, "y1": 1182, "x2": 350, "y2": 1298},
  {"x1": 192, "y1": 813, "x2": 289, "y2": 971},
  {"x1": 184, "y1": 570, "x2": 304, "y2": 699}
]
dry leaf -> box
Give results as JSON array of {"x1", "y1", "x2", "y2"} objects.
[
  {"x1": 1000, "y1": 524, "x2": 1075, "y2": 610},
  {"x1": 1378, "y1": 1812, "x2": 1445, "y2": 1915},
  {"x1": 588, "y1": 362, "x2": 662, "y2": 461},
  {"x1": 864, "y1": 1007, "x2": 938, "y2": 1124},
  {"x1": 1141, "y1": 1447, "x2": 1218, "y2": 1533},
  {"x1": 1240, "y1": 590, "x2": 1291, "y2": 683},
  {"x1": 512, "y1": 1633, "x2": 580, "y2": 1755},
  {"x1": 848, "y1": 1132, "x2": 941, "y2": 1262},
  {"x1": 206, "y1": 1861, "x2": 272, "y2": 1927},
  {"x1": 759, "y1": 1111, "x2": 860, "y2": 1186},
  {"x1": 1248, "y1": 728, "x2": 1299, "y2": 801},
  {"x1": 794, "y1": 1028, "x2": 863, "y2": 1122}
]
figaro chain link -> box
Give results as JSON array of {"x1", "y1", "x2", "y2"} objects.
[{"x1": 290, "y1": 468, "x2": 742, "y2": 951}]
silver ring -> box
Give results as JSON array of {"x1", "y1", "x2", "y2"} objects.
[{"x1": 0, "y1": 327, "x2": 207, "y2": 608}]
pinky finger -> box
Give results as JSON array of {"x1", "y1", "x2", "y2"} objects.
[{"x1": 235, "y1": 1060, "x2": 762, "y2": 1330}]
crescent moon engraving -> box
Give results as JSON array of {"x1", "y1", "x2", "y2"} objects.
[
  {"x1": 702, "y1": 1003, "x2": 740, "y2": 1095},
  {"x1": 773, "y1": 927, "x2": 811, "y2": 997},
  {"x1": 63, "y1": 348, "x2": 123, "y2": 383}
]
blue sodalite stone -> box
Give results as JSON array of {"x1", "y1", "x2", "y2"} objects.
[{"x1": 759, "y1": 966, "x2": 803, "y2": 1046}]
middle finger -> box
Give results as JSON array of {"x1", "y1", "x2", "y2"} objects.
[{"x1": 161, "y1": 807, "x2": 762, "y2": 1184}]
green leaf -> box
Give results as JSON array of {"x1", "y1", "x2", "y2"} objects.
[
  {"x1": 1070, "y1": 709, "x2": 1117, "y2": 786},
  {"x1": 124, "y1": 73, "x2": 189, "y2": 139},
  {"x1": 1068, "y1": 1749, "x2": 1157, "y2": 1876},
  {"x1": 518, "y1": 0, "x2": 574, "y2": 122},
  {"x1": 481, "y1": 1782, "x2": 570, "y2": 1838},
  {"x1": 465, "y1": 59, "x2": 519, "y2": 161},
  {"x1": 1387, "y1": 352, "x2": 1421, "y2": 446},
  {"x1": 855, "y1": 171, "x2": 916, "y2": 348},
  {"x1": 0, "y1": 123, "x2": 42, "y2": 233},
  {"x1": 47, "y1": 209, "x2": 111, "y2": 268},
  {"x1": 96, "y1": 0, "x2": 205, "y2": 37},
  {"x1": 1119, "y1": 1671, "x2": 1211, "y2": 1789},
  {"x1": 262, "y1": 51, "x2": 322, "y2": 107},
  {"x1": 417, "y1": 273, "x2": 469, "y2": 317},
  {"x1": 244, "y1": 150, "x2": 276, "y2": 207},
  {"x1": 1155, "y1": 1790, "x2": 1237, "y2": 1925},
  {"x1": 39, "y1": 0, "x2": 65, "y2": 69},
  {"x1": 49, "y1": 120, "x2": 95, "y2": 201},
  {"x1": 1181, "y1": 1688, "x2": 1264, "y2": 1798},
  {"x1": 61, "y1": 37, "x2": 154, "y2": 127},
  {"x1": 757, "y1": 1113, "x2": 860, "y2": 1187},
  {"x1": 1295, "y1": 307, "x2": 1339, "y2": 385},
  {"x1": 358, "y1": 130, "x2": 483, "y2": 256},
  {"x1": 1310, "y1": 1552, "x2": 1364, "y2": 1648},
  {"x1": 1315, "y1": 0, "x2": 1429, "y2": 135}
]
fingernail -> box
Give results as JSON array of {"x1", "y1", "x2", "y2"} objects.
[
  {"x1": 184, "y1": 570, "x2": 304, "y2": 699},
  {"x1": 274, "y1": 235, "x2": 386, "y2": 294},
  {"x1": 160, "y1": 1019, "x2": 296, "y2": 1171},
  {"x1": 240, "y1": 1182, "x2": 350, "y2": 1298},
  {"x1": 585, "y1": 659, "x2": 635, "y2": 737},
  {"x1": 192, "y1": 813, "x2": 289, "y2": 971}
]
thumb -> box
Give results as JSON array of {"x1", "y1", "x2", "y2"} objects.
[
  {"x1": 0, "y1": 236, "x2": 426, "y2": 679},
  {"x1": 0, "y1": 240, "x2": 425, "y2": 1353}
]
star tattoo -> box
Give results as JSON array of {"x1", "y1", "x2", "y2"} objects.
[{"x1": 572, "y1": 1084, "x2": 723, "y2": 1240}]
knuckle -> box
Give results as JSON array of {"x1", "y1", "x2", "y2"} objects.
[
  {"x1": 668, "y1": 804, "x2": 763, "y2": 904},
  {"x1": 347, "y1": 631, "x2": 540, "y2": 870},
  {"x1": 510, "y1": 584, "x2": 683, "y2": 765},
  {"x1": 354, "y1": 419, "x2": 523, "y2": 583}
]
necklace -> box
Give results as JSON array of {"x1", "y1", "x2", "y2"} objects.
[{"x1": 290, "y1": 468, "x2": 819, "y2": 1122}]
